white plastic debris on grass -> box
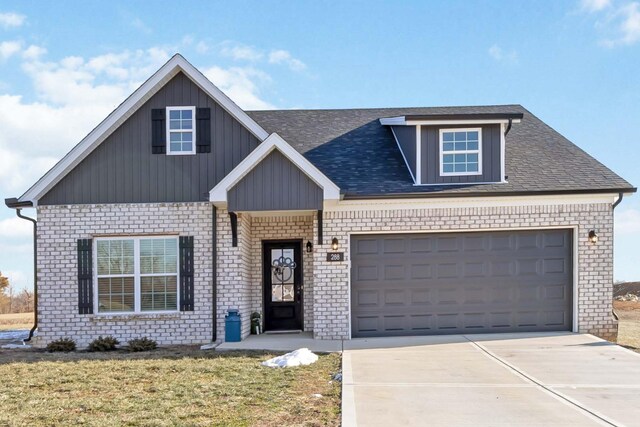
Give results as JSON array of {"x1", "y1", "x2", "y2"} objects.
[
  {"x1": 1, "y1": 343, "x2": 31, "y2": 349},
  {"x1": 261, "y1": 348, "x2": 319, "y2": 368}
]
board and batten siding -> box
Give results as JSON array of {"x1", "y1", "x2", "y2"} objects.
[
  {"x1": 391, "y1": 125, "x2": 416, "y2": 180},
  {"x1": 227, "y1": 149, "x2": 323, "y2": 211},
  {"x1": 39, "y1": 72, "x2": 261, "y2": 205},
  {"x1": 420, "y1": 124, "x2": 502, "y2": 184}
]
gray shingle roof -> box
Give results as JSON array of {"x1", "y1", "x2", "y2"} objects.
[{"x1": 247, "y1": 105, "x2": 635, "y2": 198}]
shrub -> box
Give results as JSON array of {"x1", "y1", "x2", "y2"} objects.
[
  {"x1": 88, "y1": 336, "x2": 119, "y2": 352},
  {"x1": 128, "y1": 337, "x2": 157, "y2": 352},
  {"x1": 46, "y1": 338, "x2": 76, "y2": 352}
]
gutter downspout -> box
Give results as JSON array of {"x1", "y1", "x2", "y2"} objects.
[
  {"x1": 504, "y1": 118, "x2": 513, "y2": 137},
  {"x1": 611, "y1": 192, "x2": 624, "y2": 324},
  {"x1": 212, "y1": 205, "x2": 217, "y2": 342},
  {"x1": 612, "y1": 192, "x2": 624, "y2": 209},
  {"x1": 15, "y1": 208, "x2": 37, "y2": 342}
]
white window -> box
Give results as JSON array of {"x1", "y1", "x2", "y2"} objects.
[
  {"x1": 95, "y1": 236, "x2": 179, "y2": 314},
  {"x1": 166, "y1": 106, "x2": 196, "y2": 155},
  {"x1": 439, "y1": 128, "x2": 482, "y2": 176}
]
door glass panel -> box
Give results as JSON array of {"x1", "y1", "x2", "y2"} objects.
[{"x1": 271, "y1": 248, "x2": 296, "y2": 302}]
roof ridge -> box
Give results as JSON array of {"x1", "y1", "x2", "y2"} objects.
[{"x1": 246, "y1": 104, "x2": 524, "y2": 113}]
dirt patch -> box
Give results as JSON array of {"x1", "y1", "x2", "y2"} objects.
[{"x1": 615, "y1": 300, "x2": 640, "y2": 352}]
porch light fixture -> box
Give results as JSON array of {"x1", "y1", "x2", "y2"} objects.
[
  {"x1": 306, "y1": 241, "x2": 313, "y2": 253},
  {"x1": 331, "y1": 237, "x2": 339, "y2": 251},
  {"x1": 588, "y1": 230, "x2": 598, "y2": 244}
]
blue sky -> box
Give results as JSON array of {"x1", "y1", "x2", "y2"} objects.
[{"x1": 0, "y1": 0, "x2": 638, "y2": 290}]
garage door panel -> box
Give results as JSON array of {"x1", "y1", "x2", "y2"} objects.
[{"x1": 351, "y1": 230, "x2": 573, "y2": 337}]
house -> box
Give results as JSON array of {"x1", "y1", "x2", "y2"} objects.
[{"x1": 5, "y1": 54, "x2": 635, "y2": 348}]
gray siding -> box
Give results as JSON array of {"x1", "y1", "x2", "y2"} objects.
[
  {"x1": 40, "y1": 72, "x2": 261, "y2": 205},
  {"x1": 228, "y1": 149, "x2": 323, "y2": 211},
  {"x1": 391, "y1": 125, "x2": 416, "y2": 181},
  {"x1": 420, "y1": 124, "x2": 502, "y2": 185}
]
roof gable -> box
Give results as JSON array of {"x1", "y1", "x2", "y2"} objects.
[
  {"x1": 20, "y1": 54, "x2": 269, "y2": 205},
  {"x1": 210, "y1": 133, "x2": 340, "y2": 206}
]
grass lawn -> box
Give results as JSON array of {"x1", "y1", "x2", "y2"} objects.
[
  {"x1": 0, "y1": 347, "x2": 341, "y2": 426},
  {"x1": 615, "y1": 300, "x2": 640, "y2": 352},
  {"x1": 0, "y1": 312, "x2": 33, "y2": 331}
]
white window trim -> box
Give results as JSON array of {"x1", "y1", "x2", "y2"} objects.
[
  {"x1": 93, "y1": 236, "x2": 180, "y2": 315},
  {"x1": 439, "y1": 127, "x2": 483, "y2": 177},
  {"x1": 166, "y1": 106, "x2": 196, "y2": 156}
]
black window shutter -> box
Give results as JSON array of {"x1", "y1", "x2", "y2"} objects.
[
  {"x1": 77, "y1": 239, "x2": 93, "y2": 314},
  {"x1": 196, "y1": 107, "x2": 211, "y2": 153},
  {"x1": 179, "y1": 236, "x2": 195, "y2": 311},
  {"x1": 151, "y1": 108, "x2": 166, "y2": 154}
]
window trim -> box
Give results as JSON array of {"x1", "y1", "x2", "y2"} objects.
[
  {"x1": 439, "y1": 127, "x2": 483, "y2": 177},
  {"x1": 93, "y1": 235, "x2": 180, "y2": 315},
  {"x1": 166, "y1": 106, "x2": 196, "y2": 156}
]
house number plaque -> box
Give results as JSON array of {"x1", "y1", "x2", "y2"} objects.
[{"x1": 326, "y1": 252, "x2": 344, "y2": 262}]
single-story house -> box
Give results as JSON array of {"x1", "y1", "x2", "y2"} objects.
[{"x1": 5, "y1": 54, "x2": 635, "y2": 348}]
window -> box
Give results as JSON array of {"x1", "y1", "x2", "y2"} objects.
[
  {"x1": 166, "y1": 106, "x2": 196, "y2": 155},
  {"x1": 96, "y1": 237, "x2": 179, "y2": 314},
  {"x1": 440, "y1": 128, "x2": 482, "y2": 176}
]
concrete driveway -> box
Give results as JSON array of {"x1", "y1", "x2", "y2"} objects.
[{"x1": 342, "y1": 333, "x2": 640, "y2": 426}]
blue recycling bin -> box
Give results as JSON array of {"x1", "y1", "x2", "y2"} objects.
[{"x1": 225, "y1": 309, "x2": 242, "y2": 342}]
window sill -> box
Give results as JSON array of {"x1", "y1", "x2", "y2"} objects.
[{"x1": 89, "y1": 312, "x2": 181, "y2": 322}]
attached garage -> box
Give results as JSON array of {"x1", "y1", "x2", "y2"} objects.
[{"x1": 350, "y1": 229, "x2": 573, "y2": 338}]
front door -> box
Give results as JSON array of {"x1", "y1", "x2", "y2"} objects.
[{"x1": 263, "y1": 241, "x2": 303, "y2": 331}]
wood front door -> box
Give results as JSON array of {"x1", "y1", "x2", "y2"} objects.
[{"x1": 263, "y1": 241, "x2": 303, "y2": 331}]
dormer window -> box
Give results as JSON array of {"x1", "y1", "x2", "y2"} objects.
[
  {"x1": 166, "y1": 106, "x2": 196, "y2": 155},
  {"x1": 440, "y1": 128, "x2": 482, "y2": 176}
]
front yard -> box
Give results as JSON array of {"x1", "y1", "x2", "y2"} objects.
[{"x1": 0, "y1": 347, "x2": 341, "y2": 426}]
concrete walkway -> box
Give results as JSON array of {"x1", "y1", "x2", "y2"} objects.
[{"x1": 342, "y1": 333, "x2": 640, "y2": 427}]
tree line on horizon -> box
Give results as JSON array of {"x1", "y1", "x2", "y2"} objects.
[{"x1": 0, "y1": 271, "x2": 34, "y2": 314}]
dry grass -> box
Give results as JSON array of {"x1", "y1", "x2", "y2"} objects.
[
  {"x1": 0, "y1": 312, "x2": 33, "y2": 331},
  {"x1": 0, "y1": 347, "x2": 341, "y2": 426},
  {"x1": 615, "y1": 300, "x2": 640, "y2": 352}
]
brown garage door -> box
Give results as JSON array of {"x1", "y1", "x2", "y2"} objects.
[{"x1": 350, "y1": 230, "x2": 573, "y2": 337}]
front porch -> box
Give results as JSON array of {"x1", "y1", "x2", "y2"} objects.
[{"x1": 216, "y1": 331, "x2": 343, "y2": 353}]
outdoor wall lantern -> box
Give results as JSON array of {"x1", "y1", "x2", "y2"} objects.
[
  {"x1": 306, "y1": 241, "x2": 313, "y2": 253},
  {"x1": 588, "y1": 230, "x2": 598, "y2": 244},
  {"x1": 331, "y1": 237, "x2": 339, "y2": 251}
]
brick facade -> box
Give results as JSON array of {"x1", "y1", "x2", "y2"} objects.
[
  {"x1": 34, "y1": 200, "x2": 616, "y2": 348},
  {"x1": 313, "y1": 202, "x2": 616, "y2": 340},
  {"x1": 36, "y1": 203, "x2": 214, "y2": 349}
]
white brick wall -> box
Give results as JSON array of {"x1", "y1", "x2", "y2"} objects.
[
  {"x1": 35, "y1": 200, "x2": 617, "y2": 348},
  {"x1": 36, "y1": 203, "x2": 214, "y2": 349}
]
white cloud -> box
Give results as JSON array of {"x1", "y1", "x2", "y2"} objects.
[
  {"x1": 581, "y1": 0, "x2": 612, "y2": 12},
  {"x1": 268, "y1": 49, "x2": 306, "y2": 71},
  {"x1": 488, "y1": 44, "x2": 518, "y2": 64},
  {"x1": 602, "y1": 2, "x2": 640, "y2": 46},
  {"x1": 0, "y1": 12, "x2": 25, "y2": 29},
  {"x1": 616, "y1": 208, "x2": 640, "y2": 233},
  {"x1": 203, "y1": 66, "x2": 275, "y2": 110},
  {"x1": 0, "y1": 217, "x2": 32, "y2": 238},
  {"x1": 220, "y1": 42, "x2": 263, "y2": 62},
  {"x1": 584, "y1": 1, "x2": 640, "y2": 47},
  {"x1": 195, "y1": 41, "x2": 209, "y2": 54},
  {"x1": 22, "y1": 44, "x2": 46, "y2": 60},
  {"x1": 0, "y1": 40, "x2": 22, "y2": 60},
  {"x1": 131, "y1": 17, "x2": 152, "y2": 35}
]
